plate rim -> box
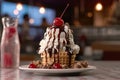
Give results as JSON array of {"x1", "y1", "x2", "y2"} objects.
[{"x1": 19, "y1": 65, "x2": 96, "y2": 74}]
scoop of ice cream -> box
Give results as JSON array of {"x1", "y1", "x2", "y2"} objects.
[{"x1": 38, "y1": 23, "x2": 80, "y2": 54}]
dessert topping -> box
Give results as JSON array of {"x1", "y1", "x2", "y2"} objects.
[
  {"x1": 52, "y1": 63, "x2": 62, "y2": 69},
  {"x1": 53, "y1": 18, "x2": 64, "y2": 27},
  {"x1": 28, "y1": 63, "x2": 37, "y2": 68}
]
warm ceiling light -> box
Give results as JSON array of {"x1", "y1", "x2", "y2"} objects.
[
  {"x1": 95, "y1": 3, "x2": 103, "y2": 11},
  {"x1": 39, "y1": 7, "x2": 45, "y2": 14},
  {"x1": 16, "y1": 3, "x2": 23, "y2": 11}
]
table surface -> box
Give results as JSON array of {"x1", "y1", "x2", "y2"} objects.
[{"x1": 0, "y1": 61, "x2": 120, "y2": 80}]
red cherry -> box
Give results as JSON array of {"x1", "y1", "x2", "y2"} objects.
[
  {"x1": 28, "y1": 63, "x2": 37, "y2": 68},
  {"x1": 53, "y1": 17, "x2": 64, "y2": 27},
  {"x1": 52, "y1": 63, "x2": 62, "y2": 69}
]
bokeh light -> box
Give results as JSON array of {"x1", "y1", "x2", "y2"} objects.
[
  {"x1": 13, "y1": 9, "x2": 19, "y2": 15},
  {"x1": 29, "y1": 18, "x2": 34, "y2": 24},
  {"x1": 39, "y1": 7, "x2": 45, "y2": 14},
  {"x1": 87, "y1": 12, "x2": 93, "y2": 18},
  {"x1": 95, "y1": 3, "x2": 103, "y2": 11},
  {"x1": 16, "y1": 3, "x2": 23, "y2": 11}
]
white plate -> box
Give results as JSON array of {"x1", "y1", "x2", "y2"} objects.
[{"x1": 19, "y1": 65, "x2": 96, "y2": 74}]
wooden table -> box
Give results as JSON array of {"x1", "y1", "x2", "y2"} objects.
[{"x1": 0, "y1": 61, "x2": 120, "y2": 80}]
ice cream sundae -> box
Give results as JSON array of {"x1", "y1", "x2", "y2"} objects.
[{"x1": 28, "y1": 18, "x2": 88, "y2": 69}]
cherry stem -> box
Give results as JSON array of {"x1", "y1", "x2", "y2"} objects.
[{"x1": 60, "y1": 3, "x2": 69, "y2": 18}]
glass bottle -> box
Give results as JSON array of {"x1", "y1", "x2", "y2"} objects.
[{"x1": 1, "y1": 17, "x2": 20, "y2": 68}]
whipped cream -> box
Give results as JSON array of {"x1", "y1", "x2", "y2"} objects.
[{"x1": 38, "y1": 23, "x2": 80, "y2": 54}]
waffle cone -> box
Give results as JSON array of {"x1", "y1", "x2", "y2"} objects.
[{"x1": 40, "y1": 51, "x2": 76, "y2": 67}]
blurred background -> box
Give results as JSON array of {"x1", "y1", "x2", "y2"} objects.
[{"x1": 0, "y1": 0, "x2": 120, "y2": 61}]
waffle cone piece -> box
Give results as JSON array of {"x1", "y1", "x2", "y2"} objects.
[{"x1": 40, "y1": 50, "x2": 76, "y2": 68}]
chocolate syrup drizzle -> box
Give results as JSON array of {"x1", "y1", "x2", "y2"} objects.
[
  {"x1": 44, "y1": 30, "x2": 52, "y2": 63},
  {"x1": 42, "y1": 25, "x2": 74, "y2": 67},
  {"x1": 52, "y1": 28, "x2": 56, "y2": 62}
]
